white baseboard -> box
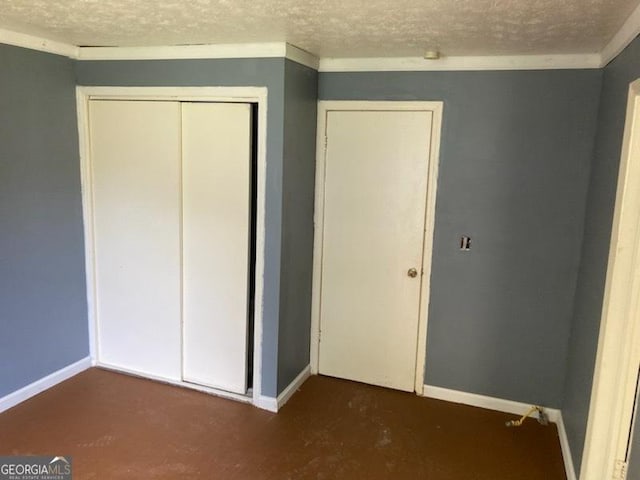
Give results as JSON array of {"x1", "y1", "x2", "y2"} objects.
[
  {"x1": 255, "y1": 365, "x2": 311, "y2": 413},
  {"x1": 277, "y1": 365, "x2": 311, "y2": 410},
  {"x1": 0, "y1": 356, "x2": 92, "y2": 413},
  {"x1": 556, "y1": 412, "x2": 577, "y2": 480},
  {"x1": 424, "y1": 384, "x2": 575, "y2": 479},
  {"x1": 423, "y1": 384, "x2": 561, "y2": 422},
  {"x1": 255, "y1": 395, "x2": 278, "y2": 412}
]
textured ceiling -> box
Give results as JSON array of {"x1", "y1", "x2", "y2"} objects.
[{"x1": 0, "y1": 0, "x2": 638, "y2": 57}]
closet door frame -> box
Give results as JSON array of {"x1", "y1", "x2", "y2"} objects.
[{"x1": 76, "y1": 86, "x2": 267, "y2": 407}]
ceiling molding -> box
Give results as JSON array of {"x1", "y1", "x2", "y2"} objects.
[
  {"x1": 285, "y1": 44, "x2": 320, "y2": 70},
  {"x1": 601, "y1": 1, "x2": 640, "y2": 66},
  {"x1": 0, "y1": 29, "x2": 320, "y2": 69},
  {"x1": 318, "y1": 54, "x2": 603, "y2": 72},
  {"x1": 77, "y1": 42, "x2": 319, "y2": 70},
  {"x1": 77, "y1": 42, "x2": 286, "y2": 61},
  {"x1": 77, "y1": 42, "x2": 320, "y2": 70},
  {"x1": 0, "y1": 27, "x2": 77, "y2": 58},
  {"x1": 2, "y1": 3, "x2": 640, "y2": 72}
]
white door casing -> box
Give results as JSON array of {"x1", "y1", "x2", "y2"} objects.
[
  {"x1": 626, "y1": 376, "x2": 640, "y2": 479},
  {"x1": 581, "y1": 79, "x2": 640, "y2": 480},
  {"x1": 181, "y1": 102, "x2": 252, "y2": 394},
  {"x1": 311, "y1": 101, "x2": 442, "y2": 394}
]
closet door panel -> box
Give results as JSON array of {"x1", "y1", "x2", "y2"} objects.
[
  {"x1": 181, "y1": 103, "x2": 251, "y2": 394},
  {"x1": 90, "y1": 100, "x2": 182, "y2": 380}
]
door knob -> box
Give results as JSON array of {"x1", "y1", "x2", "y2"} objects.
[{"x1": 407, "y1": 268, "x2": 418, "y2": 278}]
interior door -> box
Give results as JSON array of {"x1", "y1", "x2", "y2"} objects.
[
  {"x1": 181, "y1": 102, "x2": 252, "y2": 394},
  {"x1": 318, "y1": 109, "x2": 433, "y2": 392},
  {"x1": 90, "y1": 100, "x2": 182, "y2": 380}
]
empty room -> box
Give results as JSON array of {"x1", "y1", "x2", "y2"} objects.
[{"x1": 2, "y1": 1, "x2": 640, "y2": 479}]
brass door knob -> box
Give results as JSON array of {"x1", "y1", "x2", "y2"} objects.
[{"x1": 407, "y1": 268, "x2": 418, "y2": 278}]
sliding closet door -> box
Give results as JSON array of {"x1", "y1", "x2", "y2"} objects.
[
  {"x1": 181, "y1": 103, "x2": 252, "y2": 394},
  {"x1": 90, "y1": 100, "x2": 182, "y2": 380}
]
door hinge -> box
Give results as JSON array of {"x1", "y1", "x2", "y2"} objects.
[
  {"x1": 613, "y1": 459, "x2": 628, "y2": 480},
  {"x1": 324, "y1": 134, "x2": 328, "y2": 150}
]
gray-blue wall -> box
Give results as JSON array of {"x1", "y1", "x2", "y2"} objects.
[
  {"x1": 563, "y1": 36, "x2": 640, "y2": 475},
  {"x1": 277, "y1": 60, "x2": 318, "y2": 392},
  {"x1": 4, "y1": 42, "x2": 623, "y2": 444},
  {"x1": 74, "y1": 58, "x2": 293, "y2": 398},
  {"x1": 319, "y1": 70, "x2": 602, "y2": 408},
  {"x1": 0, "y1": 44, "x2": 89, "y2": 397}
]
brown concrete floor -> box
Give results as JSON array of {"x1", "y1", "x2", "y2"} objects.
[{"x1": 0, "y1": 368, "x2": 566, "y2": 479}]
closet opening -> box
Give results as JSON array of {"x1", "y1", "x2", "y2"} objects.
[{"x1": 77, "y1": 86, "x2": 268, "y2": 409}]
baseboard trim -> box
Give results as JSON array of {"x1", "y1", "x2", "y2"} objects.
[
  {"x1": 0, "y1": 357, "x2": 92, "y2": 413},
  {"x1": 255, "y1": 365, "x2": 311, "y2": 413},
  {"x1": 556, "y1": 412, "x2": 577, "y2": 480},
  {"x1": 423, "y1": 384, "x2": 561, "y2": 421},
  {"x1": 424, "y1": 385, "x2": 576, "y2": 478},
  {"x1": 255, "y1": 395, "x2": 278, "y2": 412},
  {"x1": 277, "y1": 365, "x2": 311, "y2": 410}
]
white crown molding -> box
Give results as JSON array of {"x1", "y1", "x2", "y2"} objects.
[
  {"x1": 285, "y1": 44, "x2": 320, "y2": 70},
  {"x1": 0, "y1": 29, "x2": 320, "y2": 69},
  {"x1": 77, "y1": 42, "x2": 285, "y2": 61},
  {"x1": 601, "y1": 0, "x2": 640, "y2": 66},
  {"x1": 77, "y1": 42, "x2": 320, "y2": 70},
  {"x1": 318, "y1": 53, "x2": 603, "y2": 72},
  {"x1": 0, "y1": 27, "x2": 78, "y2": 58},
  {"x1": 1, "y1": 2, "x2": 640, "y2": 72}
]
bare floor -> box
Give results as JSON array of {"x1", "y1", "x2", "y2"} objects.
[{"x1": 0, "y1": 369, "x2": 566, "y2": 479}]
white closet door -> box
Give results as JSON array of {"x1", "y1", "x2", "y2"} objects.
[
  {"x1": 90, "y1": 100, "x2": 182, "y2": 380},
  {"x1": 181, "y1": 102, "x2": 251, "y2": 394}
]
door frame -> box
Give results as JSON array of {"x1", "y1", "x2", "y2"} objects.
[
  {"x1": 581, "y1": 79, "x2": 640, "y2": 479},
  {"x1": 76, "y1": 86, "x2": 268, "y2": 408},
  {"x1": 309, "y1": 100, "x2": 443, "y2": 394}
]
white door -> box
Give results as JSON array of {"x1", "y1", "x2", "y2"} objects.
[
  {"x1": 181, "y1": 102, "x2": 252, "y2": 394},
  {"x1": 89, "y1": 99, "x2": 252, "y2": 393},
  {"x1": 581, "y1": 83, "x2": 640, "y2": 479},
  {"x1": 318, "y1": 110, "x2": 433, "y2": 391},
  {"x1": 90, "y1": 100, "x2": 182, "y2": 380}
]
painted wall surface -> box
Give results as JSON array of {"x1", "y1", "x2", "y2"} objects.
[
  {"x1": 74, "y1": 58, "x2": 286, "y2": 398},
  {"x1": 0, "y1": 44, "x2": 88, "y2": 397},
  {"x1": 319, "y1": 70, "x2": 602, "y2": 407},
  {"x1": 277, "y1": 60, "x2": 318, "y2": 393},
  {"x1": 562, "y1": 37, "x2": 640, "y2": 474}
]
